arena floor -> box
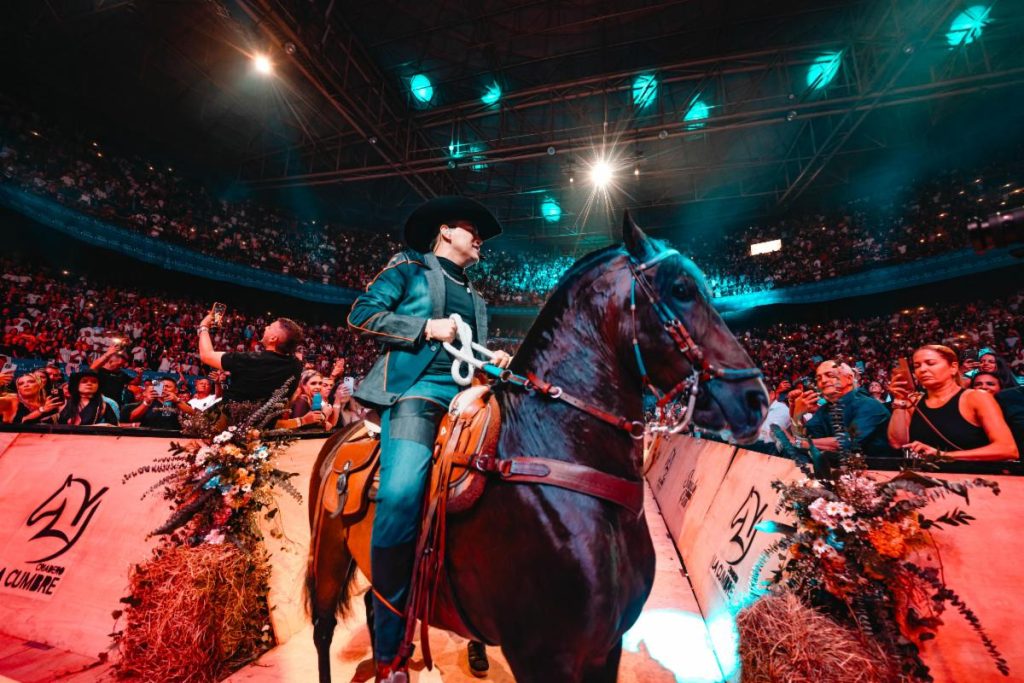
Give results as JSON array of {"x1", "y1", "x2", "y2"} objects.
[{"x1": 0, "y1": 484, "x2": 725, "y2": 683}]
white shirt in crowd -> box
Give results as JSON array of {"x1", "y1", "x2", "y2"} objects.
[
  {"x1": 757, "y1": 400, "x2": 793, "y2": 444},
  {"x1": 188, "y1": 395, "x2": 221, "y2": 411}
]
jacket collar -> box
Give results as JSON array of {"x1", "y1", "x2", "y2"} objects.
[
  {"x1": 422, "y1": 252, "x2": 488, "y2": 340},
  {"x1": 423, "y1": 252, "x2": 445, "y2": 319}
]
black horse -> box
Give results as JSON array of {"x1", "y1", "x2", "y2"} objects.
[{"x1": 307, "y1": 213, "x2": 768, "y2": 682}]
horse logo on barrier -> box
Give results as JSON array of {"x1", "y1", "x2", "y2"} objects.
[
  {"x1": 25, "y1": 475, "x2": 109, "y2": 563},
  {"x1": 724, "y1": 485, "x2": 768, "y2": 567},
  {"x1": 677, "y1": 469, "x2": 697, "y2": 509}
]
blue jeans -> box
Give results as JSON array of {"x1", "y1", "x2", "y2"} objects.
[{"x1": 371, "y1": 374, "x2": 459, "y2": 663}]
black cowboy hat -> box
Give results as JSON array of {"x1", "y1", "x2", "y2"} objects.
[
  {"x1": 403, "y1": 196, "x2": 502, "y2": 253},
  {"x1": 67, "y1": 369, "x2": 100, "y2": 399}
]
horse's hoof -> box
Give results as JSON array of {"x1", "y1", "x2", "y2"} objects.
[{"x1": 468, "y1": 640, "x2": 489, "y2": 678}]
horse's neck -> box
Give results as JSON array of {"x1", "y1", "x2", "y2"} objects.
[{"x1": 497, "y1": 304, "x2": 643, "y2": 478}]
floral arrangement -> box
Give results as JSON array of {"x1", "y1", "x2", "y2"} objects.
[
  {"x1": 750, "y1": 451, "x2": 1008, "y2": 681},
  {"x1": 113, "y1": 382, "x2": 302, "y2": 682}
]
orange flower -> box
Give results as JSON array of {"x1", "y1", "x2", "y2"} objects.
[{"x1": 867, "y1": 521, "x2": 906, "y2": 558}]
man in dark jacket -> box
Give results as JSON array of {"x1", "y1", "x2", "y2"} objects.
[
  {"x1": 348, "y1": 196, "x2": 511, "y2": 682},
  {"x1": 789, "y1": 360, "x2": 898, "y2": 462}
]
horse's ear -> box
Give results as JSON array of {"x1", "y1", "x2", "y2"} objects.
[{"x1": 622, "y1": 210, "x2": 651, "y2": 261}]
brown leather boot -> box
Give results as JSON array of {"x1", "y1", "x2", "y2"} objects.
[{"x1": 374, "y1": 658, "x2": 409, "y2": 683}]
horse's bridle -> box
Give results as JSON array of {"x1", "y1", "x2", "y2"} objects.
[
  {"x1": 487, "y1": 247, "x2": 763, "y2": 440},
  {"x1": 626, "y1": 248, "x2": 763, "y2": 433}
]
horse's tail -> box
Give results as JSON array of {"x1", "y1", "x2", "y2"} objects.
[{"x1": 304, "y1": 537, "x2": 359, "y2": 618}]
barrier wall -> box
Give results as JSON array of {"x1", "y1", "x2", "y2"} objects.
[
  {"x1": 646, "y1": 433, "x2": 1024, "y2": 682},
  {"x1": 0, "y1": 432, "x2": 327, "y2": 658}
]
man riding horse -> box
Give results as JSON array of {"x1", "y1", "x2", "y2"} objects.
[{"x1": 347, "y1": 196, "x2": 513, "y2": 682}]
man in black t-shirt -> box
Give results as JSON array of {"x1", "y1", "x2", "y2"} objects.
[
  {"x1": 197, "y1": 314, "x2": 303, "y2": 403},
  {"x1": 996, "y1": 386, "x2": 1024, "y2": 458},
  {"x1": 90, "y1": 342, "x2": 131, "y2": 405}
]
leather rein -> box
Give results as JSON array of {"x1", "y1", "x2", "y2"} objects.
[{"x1": 471, "y1": 248, "x2": 763, "y2": 516}]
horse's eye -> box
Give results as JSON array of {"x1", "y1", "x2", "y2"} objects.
[{"x1": 672, "y1": 281, "x2": 696, "y2": 300}]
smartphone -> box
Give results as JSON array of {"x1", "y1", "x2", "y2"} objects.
[
  {"x1": 153, "y1": 383, "x2": 164, "y2": 397},
  {"x1": 897, "y1": 357, "x2": 913, "y2": 383},
  {"x1": 343, "y1": 376, "x2": 355, "y2": 392},
  {"x1": 311, "y1": 393, "x2": 323, "y2": 411},
  {"x1": 212, "y1": 302, "x2": 227, "y2": 326},
  {"x1": 1, "y1": 355, "x2": 16, "y2": 374}
]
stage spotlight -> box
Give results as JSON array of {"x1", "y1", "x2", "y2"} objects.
[
  {"x1": 481, "y1": 82, "x2": 501, "y2": 106},
  {"x1": 806, "y1": 52, "x2": 842, "y2": 90},
  {"x1": 632, "y1": 74, "x2": 658, "y2": 110},
  {"x1": 411, "y1": 74, "x2": 434, "y2": 103},
  {"x1": 947, "y1": 5, "x2": 991, "y2": 46},
  {"x1": 253, "y1": 54, "x2": 273, "y2": 75},
  {"x1": 591, "y1": 161, "x2": 613, "y2": 188},
  {"x1": 684, "y1": 98, "x2": 709, "y2": 130},
  {"x1": 540, "y1": 197, "x2": 562, "y2": 223}
]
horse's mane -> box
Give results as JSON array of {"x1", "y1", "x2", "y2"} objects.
[
  {"x1": 513, "y1": 234, "x2": 710, "y2": 362},
  {"x1": 513, "y1": 244, "x2": 624, "y2": 359}
]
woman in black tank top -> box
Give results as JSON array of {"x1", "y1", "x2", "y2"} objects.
[
  {"x1": 888, "y1": 345, "x2": 1018, "y2": 461},
  {"x1": 908, "y1": 388, "x2": 988, "y2": 451}
]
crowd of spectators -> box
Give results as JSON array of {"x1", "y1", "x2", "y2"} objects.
[
  {"x1": 0, "y1": 260, "x2": 383, "y2": 380},
  {"x1": 0, "y1": 258, "x2": 390, "y2": 431},
  {"x1": 3, "y1": 254, "x2": 1022, "y2": 462},
  {"x1": 738, "y1": 290, "x2": 1024, "y2": 392},
  {"x1": 694, "y1": 159, "x2": 1023, "y2": 297},
  {"x1": 0, "y1": 110, "x2": 404, "y2": 290},
  {"x1": 4, "y1": 108, "x2": 1020, "y2": 306}
]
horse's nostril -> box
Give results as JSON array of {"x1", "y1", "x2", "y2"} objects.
[{"x1": 745, "y1": 389, "x2": 768, "y2": 414}]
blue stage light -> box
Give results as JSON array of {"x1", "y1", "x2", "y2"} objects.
[
  {"x1": 632, "y1": 74, "x2": 658, "y2": 110},
  {"x1": 481, "y1": 82, "x2": 502, "y2": 106},
  {"x1": 469, "y1": 144, "x2": 487, "y2": 172},
  {"x1": 540, "y1": 197, "x2": 562, "y2": 223},
  {"x1": 410, "y1": 74, "x2": 434, "y2": 103},
  {"x1": 806, "y1": 52, "x2": 842, "y2": 90},
  {"x1": 684, "y1": 98, "x2": 710, "y2": 130},
  {"x1": 947, "y1": 5, "x2": 991, "y2": 46}
]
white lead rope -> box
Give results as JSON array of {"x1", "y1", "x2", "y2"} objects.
[{"x1": 442, "y1": 313, "x2": 497, "y2": 386}]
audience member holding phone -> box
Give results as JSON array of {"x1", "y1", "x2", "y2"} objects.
[
  {"x1": 787, "y1": 360, "x2": 896, "y2": 460},
  {"x1": 126, "y1": 378, "x2": 196, "y2": 429},
  {"x1": 1, "y1": 372, "x2": 62, "y2": 424},
  {"x1": 90, "y1": 338, "x2": 131, "y2": 406},
  {"x1": 285, "y1": 370, "x2": 329, "y2": 429},
  {"x1": 888, "y1": 345, "x2": 1018, "y2": 461},
  {"x1": 197, "y1": 304, "x2": 304, "y2": 404}
]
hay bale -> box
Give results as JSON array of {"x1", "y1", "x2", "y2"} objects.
[
  {"x1": 118, "y1": 544, "x2": 272, "y2": 683},
  {"x1": 737, "y1": 592, "x2": 896, "y2": 683}
]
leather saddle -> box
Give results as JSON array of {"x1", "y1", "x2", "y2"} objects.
[
  {"x1": 317, "y1": 385, "x2": 501, "y2": 524},
  {"x1": 317, "y1": 420, "x2": 382, "y2": 523}
]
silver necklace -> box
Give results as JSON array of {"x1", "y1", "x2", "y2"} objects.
[{"x1": 441, "y1": 268, "x2": 472, "y2": 293}]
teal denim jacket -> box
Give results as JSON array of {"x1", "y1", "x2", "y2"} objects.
[{"x1": 348, "y1": 251, "x2": 488, "y2": 409}]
